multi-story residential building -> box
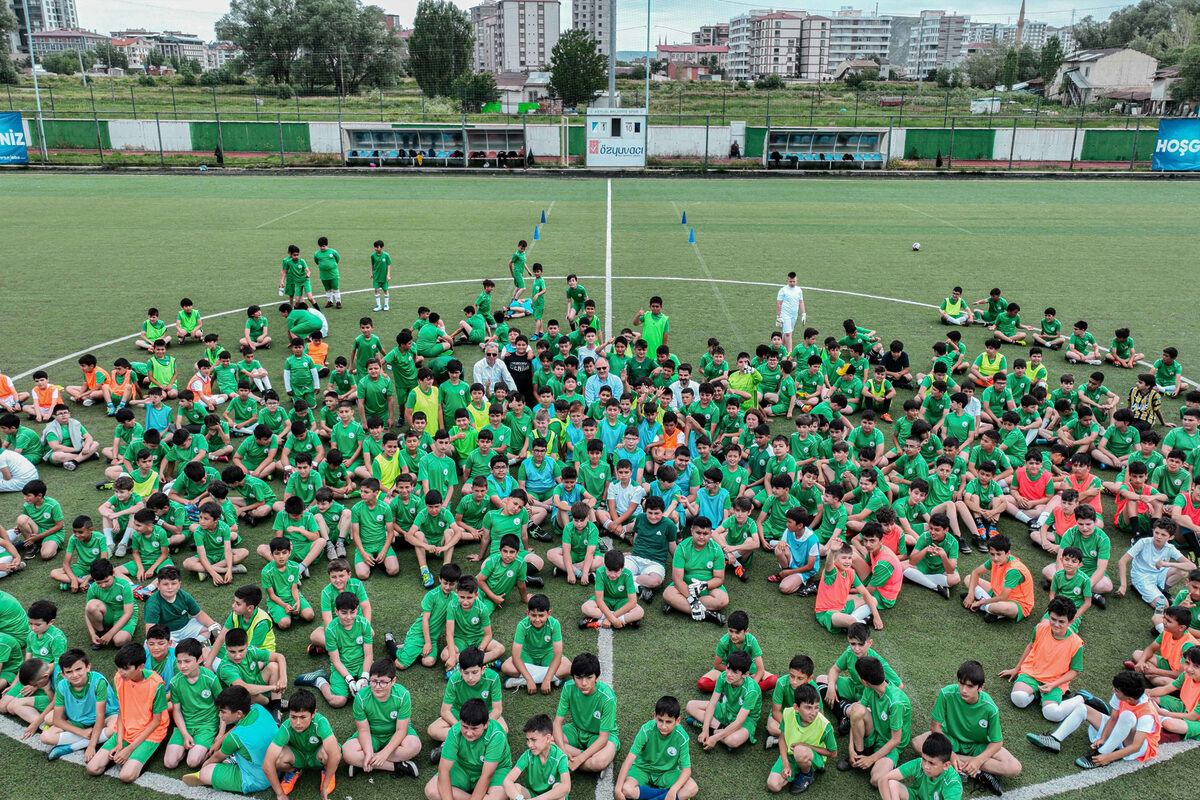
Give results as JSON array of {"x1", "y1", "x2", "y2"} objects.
[
  {"x1": 798, "y1": 15, "x2": 831, "y2": 80},
  {"x1": 111, "y1": 36, "x2": 154, "y2": 69},
  {"x1": 728, "y1": 9, "x2": 770, "y2": 81},
  {"x1": 29, "y1": 27, "x2": 108, "y2": 56},
  {"x1": 206, "y1": 42, "x2": 243, "y2": 71},
  {"x1": 749, "y1": 11, "x2": 804, "y2": 78},
  {"x1": 692, "y1": 23, "x2": 729, "y2": 46},
  {"x1": 571, "y1": 0, "x2": 608, "y2": 56},
  {"x1": 655, "y1": 43, "x2": 729, "y2": 71},
  {"x1": 907, "y1": 10, "x2": 968, "y2": 77},
  {"x1": 826, "y1": 8, "x2": 890, "y2": 74},
  {"x1": 472, "y1": 0, "x2": 560, "y2": 73},
  {"x1": 472, "y1": 1, "x2": 501, "y2": 72},
  {"x1": 7, "y1": 0, "x2": 78, "y2": 53},
  {"x1": 155, "y1": 31, "x2": 207, "y2": 66}
]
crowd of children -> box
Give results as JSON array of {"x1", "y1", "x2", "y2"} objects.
[{"x1": 2, "y1": 255, "x2": 1200, "y2": 799}]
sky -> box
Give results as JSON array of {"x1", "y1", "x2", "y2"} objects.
[{"x1": 80, "y1": 0, "x2": 1123, "y2": 49}]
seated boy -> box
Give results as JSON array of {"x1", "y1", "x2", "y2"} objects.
[
  {"x1": 340, "y1": 657, "x2": 421, "y2": 779},
  {"x1": 0, "y1": 658, "x2": 53, "y2": 738},
  {"x1": 553, "y1": 652, "x2": 618, "y2": 775},
  {"x1": 425, "y1": 698, "x2": 513, "y2": 800},
  {"x1": 839, "y1": 656, "x2": 912, "y2": 788},
  {"x1": 43, "y1": 649, "x2": 116, "y2": 761},
  {"x1": 818, "y1": 622, "x2": 902, "y2": 736},
  {"x1": 84, "y1": 558, "x2": 138, "y2": 649},
  {"x1": 814, "y1": 543, "x2": 880, "y2": 633},
  {"x1": 912, "y1": 660, "x2": 1021, "y2": 795},
  {"x1": 384, "y1": 563, "x2": 456, "y2": 670},
  {"x1": 264, "y1": 689, "x2": 340, "y2": 797},
  {"x1": 685, "y1": 649, "x2": 762, "y2": 753},
  {"x1": 1000, "y1": 596, "x2": 1085, "y2": 723},
  {"x1": 260, "y1": 536, "x2": 316, "y2": 630},
  {"x1": 428, "y1": 646, "x2": 506, "y2": 757},
  {"x1": 1116, "y1": 517, "x2": 1195, "y2": 608},
  {"x1": 295, "y1": 591, "x2": 372, "y2": 708},
  {"x1": 182, "y1": 501, "x2": 249, "y2": 585},
  {"x1": 615, "y1": 695, "x2": 697, "y2": 800},
  {"x1": 765, "y1": 683, "x2": 836, "y2": 795},
  {"x1": 502, "y1": 713, "x2": 572, "y2": 800},
  {"x1": 662, "y1": 515, "x2": 728, "y2": 625},
  {"x1": 902, "y1": 512, "x2": 960, "y2": 599},
  {"x1": 215, "y1": 627, "x2": 287, "y2": 714},
  {"x1": 164, "y1": 637, "x2": 223, "y2": 769},
  {"x1": 697, "y1": 609, "x2": 775, "y2": 695},
  {"x1": 772, "y1": 507, "x2": 820, "y2": 596},
  {"x1": 581, "y1": 549, "x2": 645, "y2": 630},
  {"x1": 1147, "y1": 646, "x2": 1200, "y2": 741},
  {"x1": 1126, "y1": 605, "x2": 1198, "y2": 688},
  {"x1": 143, "y1": 565, "x2": 220, "y2": 643},
  {"x1": 501, "y1": 593, "x2": 571, "y2": 693},
  {"x1": 1026, "y1": 670, "x2": 1161, "y2": 770},
  {"x1": 183, "y1": 685, "x2": 280, "y2": 792},
  {"x1": 879, "y1": 732, "x2": 962, "y2": 800},
  {"x1": 963, "y1": 535, "x2": 1035, "y2": 623},
  {"x1": 765, "y1": 654, "x2": 817, "y2": 749},
  {"x1": 442, "y1": 575, "x2": 505, "y2": 670},
  {"x1": 86, "y1": 642, "x2": 170, "y2": 784}
]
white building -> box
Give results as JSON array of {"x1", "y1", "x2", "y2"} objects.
[
  {"x1": 826, "y1": 8, "x2": 890, "y2": 75},
  {"x1": 472, "y1": 0, "x2": 560, "y2": 73},
  {"x1": 907, "y1": 10, "x2": 968, "y2": 77},
  {"x1": 154, "y1": 31, "x2": 207, "y2": 67},
  {"x1": 728, "y1": 9, "x2": 771, "y2": 81},
  {"x1": 749, "y1": 11, "x2": 804, "y2": 78},
  {"x1": 111, "y1": 36, "x2": 154, "y2": 69},
  {"x1": 655, "y1": 43, "x2": 729, "y2": 71},
  {"x1": 206, "y1": 42, "x2": 243, "y2": 71},
  {"x1": 570, "y1": 0, "x2": 607, "y2": 57},
  {"x1": 692, "y1": 23, "x2": 729, "y2": 46},
  {"x1": 798, "y1": 15, "x2": 831, "y2": 80},
  {"x1": 1002, "y1": 20, "x2": 1049, "y2": 47},
  {"x1": 7, "y1": 0, "x2": 77, "y2": 53}
]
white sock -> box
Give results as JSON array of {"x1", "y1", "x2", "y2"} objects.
[
  {"x1": 903, "y1": 567, "x2": 942, "y2": 591},
  {"x1": 103, "y1": 527, "x2": 114, "y2": 549},
  {"x1": 617, "y1": 614, "x2": 626, "y2": 624},
  {"x1": 974, "y1": 585, "x2": 990, "y2": 601},
  {"x1": 118, "y1": 527, "x2": 134, "y2": 547},
  {"x1": 315, "y1": 676, "x2": 329, "y2": 690},
  {"x1": 1037, "y1": 511, "x2": 1051, "y2": 525},
  {"x1": 1048, "y1": 696, "x2": 1088, "y2": 730},
  {"x1": 1096, "y1": 710, "x2": 1136, "y2": 754},
  {"x1": 1014, "y1": 511, "x2": 1032, "y2": 523},
  {"x1": 851, "y1": 604, "x2": 873, "y2": 621}
]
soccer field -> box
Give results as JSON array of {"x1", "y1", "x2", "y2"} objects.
[{"x1": 1, "y1": 173, "x2": 1200, "y2": 800}]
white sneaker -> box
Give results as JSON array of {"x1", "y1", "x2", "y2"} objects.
[
  {"x1": 372, "y1": 304, "x2": 382, "y2": 312},
  {"x1": 335, "y1": 540, "x2": 346, "y2": 558},
  {"x1": 324, "y1": 542, "x2": 337, "y2": 562},
  {"x1": 115, "y1": 542, "x2": 128, "y2": 558},
  {"x1": 383, "y1": 304, "x2": 390, "y2": 311},
  {"x1": 82, "y1": 399, "x2": 95, "y2": 407},
  {"x1": 232, "y1": 564, "x2": 247, "y2": 574},
  {"x1": 504, "y1": 677, "x2": 526, "y2": 690}
]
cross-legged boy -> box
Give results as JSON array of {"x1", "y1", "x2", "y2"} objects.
[
  {"x1": 685, "y1": 649, "x2": 762, "y2": 753},
  {"x1": 183, "y1": 685, "x2": 281, "y2": 792},
  {"x1": 963, "y1": 535, "x2": 1035, "y2": 623},
  {"x1": 264, "y1": 688, "x2": 340, "y2": 798},
  {"x1": 86, "y1": 643, "x2": 169, "y2": 783},
  {"x1": 879, "y1": 732, "x2": 963, "y2": 800},
  {"x1": 43, "y1": 649, "x2": 117, "y2": 761},
  {"x1": 615, "y1": 695, "x2": 697, "y2": 800},
  {"x1": 341, "y1": 657, "x2": 421, "y2": 779},
  {"x1": 818, "y1": 622, "x2": 902, "y2": 736},
  {"x1": 765, "y1": 682, "x2": 835, "y2": 795},
  {"x1": 502, "y1": 593, "x2": 571, "y2": 693},
  {"x1": 838, "y1": 656, "x2": 912, "y2": 789},
  {"x1": 425, "y1": 697, "x2": 512, "y2": 800},
  {"x1": 580, "y1": 549, "x2": 645, "y2": 630},
  {"x1": 553, "y1": 652, "x2": 618, "y2": 775}
]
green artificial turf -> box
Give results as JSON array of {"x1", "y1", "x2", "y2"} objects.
[{"x1": 0, "y1": 174, "x2": 1198, "y2": 800}]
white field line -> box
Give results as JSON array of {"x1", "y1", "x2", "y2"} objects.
[
  {"x1": 254, "y1": 200, "x2": 324, "y2": 229},
  {"x1": 897, "y1": 201, "x2": 973, "y2": 234}
]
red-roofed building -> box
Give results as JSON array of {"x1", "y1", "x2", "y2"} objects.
[
  {"x1": 655, "y1": 43, "x2": 729, "y2": 71},
  {"x1": 111, "y1": 36, "x2": 153, "y2": 69},
  {"x1": 30, "y1": 27, "x2": 109, "y2": 56}
]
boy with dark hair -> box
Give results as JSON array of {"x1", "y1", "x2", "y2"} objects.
[
  {"x1": 86, "y1": 642, "x2": 169, "y2": 783},
  {"x1": 184, "y1": 685, "x2": 280, "y2": 792},
  {"x1": 264, "y1": 688, "x2": 340, "y2": 798},
  {"x1": 164, "y1": 637, "x2": 222, "y2": 770},
  {"x1": 43, "y1": 649, "x2": 116, "y2": 761},
  {"x1": 425, "y1": 697, "x2": 512, "y2": 800},
  {"x1": 553, "y1": 652, "x2": 618, "y2": 775},
  {"x1": 879, "y1": 732, "x2": 962, "y2": 800},
  {"x1": 503, "y1": 713, "x2": 571, "y2": 800},
  {"x1": 839, "y1": 655, "x2": 912, "y2": 788},
  {"x1": 615, "y1": 695, "x2": 696, "y2": 800},
  {"x1": 685, "y1": 649, "x2": 762, "y2": 752},
  {"x1": 341, "y1": 657, "x2": 421, "y2": 780},
  {"x1": 1027, "y1": 671, "x2": 1161, "y2": 769},
  {"x1": 765, "y1": 683, "x2": 836, "y2": 795}
]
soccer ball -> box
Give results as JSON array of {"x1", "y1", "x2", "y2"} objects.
[{"x1": 912, "y1": 242, "x2": 921, "y2": 251}]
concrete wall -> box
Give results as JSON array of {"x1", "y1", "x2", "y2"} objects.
[{"x1": 648, "y1": 124, "x2": 732, "y2": 157}]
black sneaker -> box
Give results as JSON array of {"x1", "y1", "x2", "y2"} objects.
[
  {"x1": 797, "y1": 581, "x2": 818, "y2": 598},
  {"x1": 579, "y1": 617, "x2": 599, "y2": 630},
  {"x1": 1042, "y1": 578, "x2": 1052, "y2": 591},
  {"x1": 526, "y1": 575, "x2": 545, "y2": 589},
  {"x1": 95, "y1": 480, "x2": 113, "y2": 491},
  {"x1": 1092, "y1": 593, "x2": 1108, "y2": 610},
  {"x1": 630, "y1": 618, "x2": 642, "y2": 629},
  {"x1": 983, "y1": 612, "x2": 1003, "y2": 624},
  {"x1": 662, "y1": 601, "x2": 673, "y2": 614},
  {"x1": 637, "y1": 586, "x2": 655, "y2": 604},
  {"x1": 789, "y1": 773, "x2": 815, "y2": 794},
  {"x1": 392, "y1": 760, "x2": 419, "y2": 779},
  {"x1": 705, "y1": 610, "x2": 727, "y2": 626},
  {"x1": 974, "y1": 771, "x2": 1003, "y2": 796},
  {"x1": 958, "y1": 537, "x2": 972, "y2": 555},
  {"x1": 837, "y1": 715, "x2": 850, "y2": 736},
  {"x1": 429, "y1": 745, "x2": 442, "y2": 765},
  {"x1": 384, "y1": 632, "x2": 399, "y2": 660},
  {"x1": 836, "y1": 756, "x2": 851, "y2": 772},
  {"x1": 936, "y1": 585, "x2": 951, "y2": 600}
]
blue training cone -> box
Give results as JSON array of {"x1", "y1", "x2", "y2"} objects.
[
  {"x1": 681, "y1": 210, "x2": 687, "y2": 224},
  {"x1": 688, "y1": 228, "x2": 695, "y2": 243},
  {"x1": 541, "y1": 209, "x2": 547, "y2": 224},
  {"x1": 533, "y1": 224, "x2": 540, "y2": 240}
]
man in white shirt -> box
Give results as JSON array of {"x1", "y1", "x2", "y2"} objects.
[
  {"x1": 472, "y1": 345, "x2": 517, "y2": 396},
  {"x1": 0, "y1": 445, "x2": 38, "y2": 492},
  {"x1": 775, "y1": 271, "x2": 807, "y2": 352},
  {"x1": 584, "y1": 358, "x2": 624, "y2": 405}
]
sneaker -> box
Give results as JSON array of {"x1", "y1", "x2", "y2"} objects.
[
  {"x1": 114, "y1": 542, "x2": 128, "y2": 558},
  {"x1": 324, "y1": 541, "x2": 337, "y2": 561},
  {"x1": 798, "y1": 579, "x2": 819, "y2": 598},
  {"x1": 429, "y1": 745, "x2": 442, "y2": 765},
  {"x1": 335, "y1": 302, "x2": 342, "y2": 309},
  {"x1": 383, "y1": 304, "x2": 390, "y2": 311},
  {"x1": 579, "y1": 617, "x2": 600, "y2": 630},
  {"x1": 504, "y1": 676, "x2": 527, "y2": 690},
  {"x1": 393, "y1": 760, "x2": 418, "y2": 778},
  {"x1": 294, "y1": 668, "x2": 327, "y2": 687},
  {"x1": 529, "y1": 525, "x2": 553, "y2": 542},
  {"x1": 444, "y1": 666, "x2": 458, "y2": 681},
  {"x1": 1076, "y1": 689, "x2": 1109, "y2": 714},
  {"x1": 279, "y1": 770, "x2": 300, "y2": 794},
  {"x1": 94, "y1": 481, "x2": 113, "y2": 491},
  {"x1": 384, "y1": 632, "x2": 398, "y2": 660},
  {"x1": 637, "y1": 586, "x2": 655, "y2": 604},
  {"x1": 324, "y1": 301, "x2": 334, "y2": 308},
  {"x1": 1154, "y1": 596, "x2": 1169, "y2": 615},
  {"x1": 1075, "y1": 755, "x2": 1101, "y2": 769},
  {"x1": 1025, "y1": 732, "x2": 1061, "y2": 753},
  {"x1": 306, "y1": 643, "x2": 327, "y2": 657},
  {"x1": 684, "y1": 715, "x2": 702, "y2": 728},
  {"x1": 420, "y1": 566, "x2": 435, "y2": 589},
  {"x1": 880, "y1": 413, "x2": 894, "y2": 423},
  {"x1": 705, "y1": 610, "x2": 727, "y2": 626},
  {"x1": 974, "y1": 771, "x2": 1003, "y2": 796},
  {"x1": 62, "y1": 461, "x2": 76, "y2": 471},
  {"x1": 82, "y1": 398, "x2": 95, "y2": 407},
  {"x1": 232, "y1": 564, "x2": 247, "y2": 574},
  {"x1": 958, "y1": 537, "x2": 972, "y2": 555},
  {"x1": 182, "y1": 774, "x2": 204, "y2": 787},
  {"x1": 734, "y1": 563, "x2": 747, "y2": 582},
  {"x1": 1092, "y1": 592, "x2": 1108, "y2": 610},
  {"x1": 335, "y1": 540, "x2": 347, "y2": 558},
  {"x1": 789, "y1": 773, "x2": 815, "y2": 795},
  {"x1": 1028, "y1": 520, "x2": 1043, "y2": 533},
  {"x1": 983, "y1": 612, "x2": 1003, "y2": 624},
  {"x1": 936, "y1": 585, "x2": 951, "y2": 600},
  {"x1": 763, "y1": 735, "x2": 778, "y2": 751},
  {"x1": 105, "y1": 405, "x2": 117, "y2": 416},
  {"x1": 373, "y1": 304, "x2": 383, "y2": 312},
  {"x1": 299, "y1": 562, "x2": 310, "y2": 580},
  {"x1": 319, "y1": 770, "x2": 336, "y2": 794},
  {"x1": 526, "y1": 575, "x2": 545, "y2": 589},
  {"x1": 662, "y1": 600, "x2": 673, "y2": 615},
  {"x1": 47, "y1": 744, "x2": 74, "y2": 761},
  {"x1": 1042, "y1": 578, "x2": 1052, "y2": 591},
  {"x1": 836, "y1": 756, "x2": 851, "y2": 772},
  {"x1": 837, "y1": 715, "x2": 851, "y2": 736},
  {"x1": 973, "y1": 534, "x2": 990, "y2": 551}
]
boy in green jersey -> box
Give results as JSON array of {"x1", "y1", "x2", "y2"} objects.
[
  {"x1": 368, "y1": 240, "x2": 392, "y2": 312},
  {"x1": 616, "y1": 695, "x2": 696, "y2": 800},
  {"x1": 263, "y1": 688, "x2": 340, "y2": 797},
  {"x1": 530, "y1": 263, "x2": 547, "y2": 338},
  {"x1": 176, "y1": 297, "x2": 205, "y2": 345},
  {"x1": 136, "y1": 307, "x2": 168, "y2": 351},
  {"x1": 581, "y1": 549, "x2": 645, "y2": 630},
  {"x1": 260, "y1": 536, "x2": 316, "y2": 629},
  {"x1": 26, "y1": 599, "x2": 67, "y2": 667},
  {"x1": 381, "y1": 562, "x2": 458, "y2": 670},
  {"x1": 764, "y1": 653, "x2": 819, "y2": 749},
  {"x1": 426, "y1": 697, "x2": 513, "y2": 800},
  {"x1": 403, "y1": 489, "x2": 464, "y2": 589},
  {"x1": 52, "y1": 515, "x2": 109, "y2": 591},
  {"x1": 341, "y1": 658, "x2": 422, "y2": 779},
  {"x1": 313, "y1": 236, "x2": 342, "y2": 309},
  {"x1": 686, "y1": 649, "x2": 762, "y2": 752},
  {"x1": 164, "y1": 638, "x2": 223, "y2": 769},
  {"x1": 880, "y1": 732, "x2": 963, "y2": 800},
  {"x1": 442, "y1": 575, "x2": 506, "y2": 668},
  {"x1": 295, "y1": 590, "x2": 372, "y2": 708},
  {"x1": 0, "y1": 658, "x2": 52, "y2": 738},
  {"x1": 1155, "y1": 346, "x2": 1184, "y2": 397},
  {"x1": 910, "y1": 660, "x2": 1021, "y2": 795},
  {"x1": 349, "y1": 478, "x2": 398, "y2": 579},
  {"x1": 84, "y1": 559, "x2": 138, "y2": 649},
  {"x1": 284, "y1": 338, "x2": 320, "y2": 408},
  {"x1": 551, "y1": 652, "x2": 618, "y2": 774},
  {"x1": 428, "y1": 645, "x2": 507, "y2": 752},
  {"x1": 1065, "y1": 320, "x2": 1102, "y2": 365},
  {"x1": 510, "y1": 240, "x2": 530, "y2": 303},
  {"x1": 182, "y1": 502, "x2": 249, "y2": 585},
  {"x1": 840, "y1": 655, "x2": 912, "y2": 787},
  {"x1": 240, "y1": 305, "x2": 271, "y2": 354},
  {"x1": 1105, "y1": 326, "x2": 1143, "y2": 369},
  {"x1": 634, "y1": 296, "x2": 670, "y2": 356},
  {"x1": 501, "y1": 593, "x2": 570, "y2": 694},
  {"x1": 183, "y1": 685, "x2": 280, "y2": 793},
  {"x1": 279, "y1": 245, "x2": 315, "y2": 306},
  {"x1": 503, "y1": 714, "x2": 571, "y2": 800},
  {"x1": 548, "y1": 501, "x2": 599, "y2": 584}
]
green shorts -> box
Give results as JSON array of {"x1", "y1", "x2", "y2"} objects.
[
  {"x1": 450, "y1": 762, "x2": 505, "y2": 791},
  {"x1": 532, "y1": 303, "x2": 545, "y2": 321},
  {"x1": 372, "y1": 277, "x2": 389, "y2": 291},
  {"x1": 815, "y1": 600, "x2": 855, "y2": 633},
  {"x1": 103, "y1": 608, "x2": 140, "y2": 636},
  {"x1": 835, "y1": 675, "x2": 861, "y2": 702},
  {"x1": 563, "y1": 722, "x2": 618, "y2": 752},
  {"x1": 396, "y1": 633, "x2": 431, "y2": 668},
  {"x1": 512, "y1": 274, "x2": 526, "y2": 290},
  {"x1": 870, "y1": 589, "x2": 896, "y2": 610},
  {"x1": 1158, "y1": 696, "x2": 1200, "y2": 738},
  {"x1": 210, "y1": 763, "x2": 248, "y2": 793},
  {"x1": 168, "y1": 724, "x2": 217, "y2": 749},
  {"x1": 864, "y1": 733, "x2": 900, "y2": 762},
  {"x1": 285, "y1": 279, "x2": 312, "y2": 298},
  {"x1": 103, "y1": 734, "x2": 161, "y2": 764},
  {"x1": 320, "y1": 275, "x2": 340, "y2": 291},
  {"x1": 771, "y1": 750, "x2": 827, "y2": 774},
  {"x1": 268, "y1": 595, "x2": 312, "y2": 623},
  {"x1": 329, "y1": 670, "x2": 356, "y2": 698},
  {"x1": 948, "y1": 738, "x2": 990, "y2": 758},
  {"x1": 1014, "y1": 673, "x2": 1063, "y2": 705},
  {"x1": 41, "y1": 530, "x2": 65, "y2": 546},
  {"x1": 4, "y1": 682, "x2": 50, "y2": 712},
  {"x1": 468, "y1": 328, "x2": 486, "y2": 344},
  {"x1": 628, "y1": 765, "x2": 680, "y2": 790},
  {"x1": 353, "y1": 546, "x2": 389, "y2": 568},
  {"x1": 528, "y1": 488, "x2": 555, "y2": 503},
  {"x1": 287, "y1": 746, "x2": 326, "y2": 771}
]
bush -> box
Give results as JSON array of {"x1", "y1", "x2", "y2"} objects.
[
  {"x1": 754, "y1": 74, "x2": 785, "y2": 90},
  {"x1": 137, "y1": 74, "x2": 156, "y2": 86},
  {"x1": 276, "y1": 83, "x2": 295, "y2": 100}
]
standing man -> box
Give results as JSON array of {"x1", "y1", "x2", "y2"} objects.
[{"x1": 776, "y1": 273, "x2": 807, "y2": 352}]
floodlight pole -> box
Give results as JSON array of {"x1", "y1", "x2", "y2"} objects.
[
  {"x1": 645, "y1": 0, "x2": 651, "y2": 110},
  {"x1": 607, "y1": 0, "x2": 616, "y2": 107},
  {"x1": 20, "y1": 0, "x2": 48, "y2": 161}
]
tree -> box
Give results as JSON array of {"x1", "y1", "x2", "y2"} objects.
[
  {"x1": 754, "y1": 73, "x2": 785, "y2": 89},
  {"x1": 1001, "y1": 48, "x2": 1019, "y2": 88},
  {"x1": 963, "y1": 45, "x2": 1005, "y2": 87},
  {"x1": 1172, "y1": 43, "x2": 1200, "y2": 102},
  {"x1": 0, "y1": 4, "x2": 18, "y2": 84},
  {"x1": 1040, "y1": 34, "x2": 1064, "y2": 84},
  {"x1": 408, "y1": 0, "x2": 473, "y2": 98},
  {"x1": 217, "y1": 0, "x2": 303, "y2": 85},
  {"x1": 297, "y1": 0, "x2": 404, "y2": 92},
  {"x1": 630, "y1": 64, "x2": 647, "y2": 80},
  {"x1": 549, "y1": 28, "x2": 607, "y2": 107},
  {"x1": 451, "y1": 70, "x2": 498, "y2": 111},
  {"x1": 41, "y1": 50, "x2": 87, "y2": 75},
  {"x1": 146, "y1": 49, "x2": 166, "y2": 68},
  {"x1": 94, "y1": 42, "x2": 128, "y2": 70}
]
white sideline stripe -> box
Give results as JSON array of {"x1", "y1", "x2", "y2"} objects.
[
  {"x1": 897, "y1": 202, "x2": 974, "y2": 234},
  {"x1": 16, "y1": 276, "x2": 1199, "y2": 392},
  {"x1": 526, "y1": 200, "x2": 555, "y2": 254},
  {"x1": 0, "y1": 716, "x2": 243, "y2": 800},
  {"x1": 1002, "y1": 739, "x2": 1200, "y2": 800},
  {"x1": 688, "y1": 243, "x2": 745, "y2": 349},
  {"x1": 254, "y1": 200, "x2": 324, "y2": 229},
  {"x1": 595, "y1": 178, "x2": 617, "y2": 800}
]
